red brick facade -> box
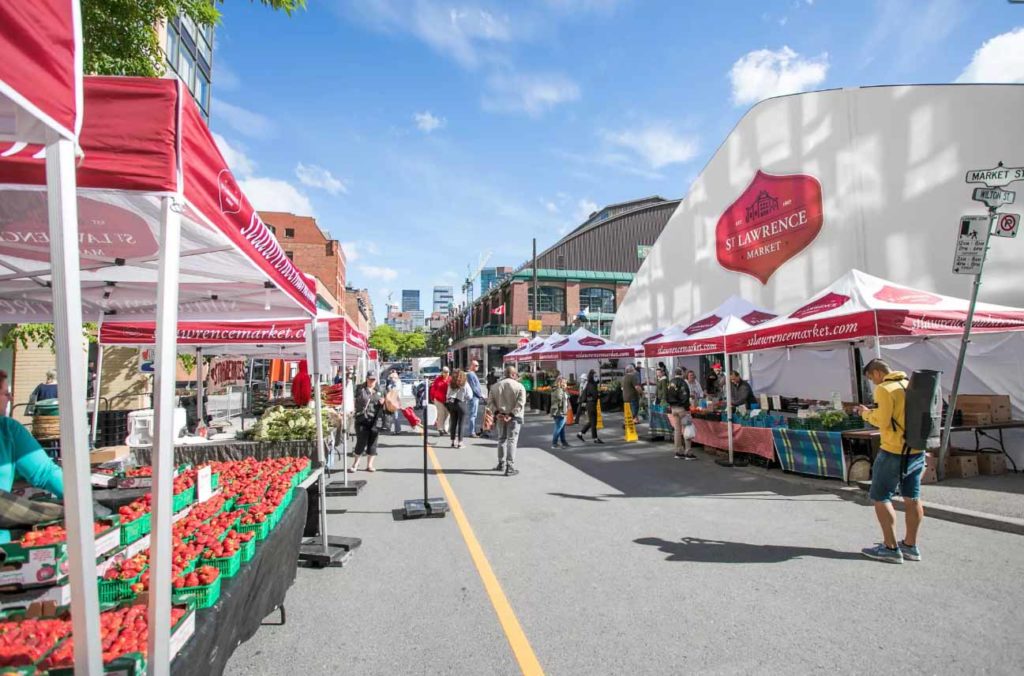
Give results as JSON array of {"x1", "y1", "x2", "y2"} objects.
[{"x1": 259, "y1": 211, "x2": 346, "y2": 312}]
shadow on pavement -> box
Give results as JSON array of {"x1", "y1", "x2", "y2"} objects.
[
  {"x1": 634, "y1": 536, "x2": 863, "y2": 563},
  {"x1": 376, "y1": 467, "x2": 505, "y2": 478}
]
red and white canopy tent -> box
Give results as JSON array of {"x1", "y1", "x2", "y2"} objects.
[
  {"x1": 0, "y1": 74, "x2": 319, "y2": 674},
  {"x1": 502, "y1": 336, "x2": 546, "y2": 363},
  {"x1": 532, "y1": 327, "x2": 635, "y2": 362}
]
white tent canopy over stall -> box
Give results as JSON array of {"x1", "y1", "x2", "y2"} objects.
[
  {"x1": 0, "y1": 75, "x2": 318, "y2": 674},
  {"x1": 613, "y1": 84, "x2": 1024, "y2": 346}
]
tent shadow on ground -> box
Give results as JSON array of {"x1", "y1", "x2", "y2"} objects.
[
  {"x1": 634, "y1": 536, "x2": 863, "y2": 564},
  {"x1": 519, "y1": 415, "x2": 824, "y2": 500}
]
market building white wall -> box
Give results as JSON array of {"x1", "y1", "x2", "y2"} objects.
[{"x1": 613, "y1": 84, "x2": 1024, "y2": 345}]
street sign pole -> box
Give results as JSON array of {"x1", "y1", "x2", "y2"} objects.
[{"x1": 938, "y1": 207, "x2": 997, "y2": 479}]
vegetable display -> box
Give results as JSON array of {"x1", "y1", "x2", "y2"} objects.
[{"x1": 251, "y1": 406, "x2": 333, "y2": 441}]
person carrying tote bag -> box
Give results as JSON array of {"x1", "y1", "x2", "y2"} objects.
[{"x1": 446, "y1": 369, "x2": 472, "y2": 448}]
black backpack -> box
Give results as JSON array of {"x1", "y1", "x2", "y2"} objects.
[
  {"x1": 666, "y1": 377, "x2": 690, "y2": 407},
  {"x1": 889, "y1": 369, "x2": 941, "y2": 474}
]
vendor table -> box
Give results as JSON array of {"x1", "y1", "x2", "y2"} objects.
[
  {"x1": 691, "y1": 419, "x2": 775, "y2": 461},
  {"x1": 842, "y1": 420, "x2": 1024, "y2": 471},
  {"x1": 131, "y1": 440, "x2": 319, "y2": 466},
  {"x1": 772, "y1": 428, "x2": 847, "y2": 481},
  {"x1": 172, "y1": 488, "x2": 307, "y2": 675}
]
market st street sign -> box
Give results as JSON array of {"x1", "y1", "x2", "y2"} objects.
[
  {"x1": 965, "y1": 165, "x2": 1024, "y2": 188},
  {"x1": 972, "y1": 187, "x2": 1015, "y2": 208}
]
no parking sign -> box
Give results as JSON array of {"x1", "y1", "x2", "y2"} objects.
[{"x1": 993, "y1": 212, "x2": 1020, "y2": 238}]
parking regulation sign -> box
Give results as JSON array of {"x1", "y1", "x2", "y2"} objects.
[
  {"x1": 953, "y1": 216, "x2": 990, "y2": 275},
  {"x1": 993, "y1": 212, "x2": 1020, "y2": 239}
]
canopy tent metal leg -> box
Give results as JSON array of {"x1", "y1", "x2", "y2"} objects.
[
  {"x1": 146, "y1": 196, "x2": 183, "y2": 676},
  {"x1": 47, "y1": 133, "x2": 103, "y2": 675},
  {"x1": 90, "y1": 319, "x2": 105, "y2": 447},
  {"x1": 195, "y1": 347, "x2": 204, "y2": 432}
]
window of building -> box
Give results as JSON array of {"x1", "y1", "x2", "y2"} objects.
[
  {"x1": 580, "y1": 287, "x2": 615, "y2": 314},
  {"x1": 194, "y1": 69, "x2": 210, "y2": 116},
  {"x1": 284, "y1": 228, "x2": 295, "y2": 238},
  {"x1": 267, "y1": 224, "x2": 276, "y2": 234},
  {"x1": 178, "y1": 47, "x2": 195, "y2": 92},
  {"x1": 165, "y1": 24, "x2": 180, "y2": 70},
  {"x1": 527, "y1": 286, "x2": 565, "y2": 314},
  {"x1": 285, "y1": 251, "x2": 293, "y2": 261},
  {"x1": 556, "y1": 254, "x2": 566, "y2": 270},
  {"x1": 325, "y1": 242, "x2": 333, "y2": 256}
]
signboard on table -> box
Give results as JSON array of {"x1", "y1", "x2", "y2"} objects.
[
  {"x1": 208, "y1": 358, "x2": 246, "y2": 387},
  {"x1": 953, "y1": 216, "x2": 990, "y2": 275}
]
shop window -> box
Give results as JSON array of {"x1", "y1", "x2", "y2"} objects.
[
  {"x1": 580, "y1": 287, "x2": 615, "y2": 314},
  {"x1": 527, "y1": 286, "x2": 565, "y2": 314},
  {"x1": 284, "y1": 228, "x2": 295, "y2": 238}
]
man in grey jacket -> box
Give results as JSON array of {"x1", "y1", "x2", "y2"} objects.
[{"x1": 486, "y1": 366, "x2": 527, "y2": 476}]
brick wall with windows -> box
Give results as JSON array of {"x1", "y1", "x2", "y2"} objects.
[{"x1": 259, "y1": 212, "x2": 347, "y2": 310}]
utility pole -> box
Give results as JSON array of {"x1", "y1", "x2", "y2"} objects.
[{"x1": 531, "y1": 238, "x2": 538, "y2": 338}]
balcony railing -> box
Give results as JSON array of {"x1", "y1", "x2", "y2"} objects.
[{"x1": 447, "y1": 321, "x2": 614, "y2": 341}]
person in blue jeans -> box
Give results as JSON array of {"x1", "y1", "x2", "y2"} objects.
[
  {"x1": 856, "y1": 359, "x2": 924, "y2": 564},
  {"x1": 0, "y1": 417, "x2": 65, "y2": 543},
  {"x1": 550, "y1": 377, "x2": 570, "y2": 448},
  {"x1": 466, "y1": 360, "x2": 484, "y2": 438}
]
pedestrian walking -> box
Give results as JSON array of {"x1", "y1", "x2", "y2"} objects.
[
  {"x1": 620, "y1": 365, "x2": 641, "y2": 425},
  {"x1": 487, "y1": 365, "x2": 527, "y2": 475},
  {"x1": 446, "y1": 369, "x2": 472, "y2": 448},
  {"x1": 649, "y1": 366, "x2": 672, "y2": 442},
  {"x1": 857, "y1": 359, "x2": 924, "y2": 564},
  {"x1": 466, "y1": 360, "x2": 484, "y2": 438},
  {"x1": 349, "y1": 373, "x2": 384, "y2": 473},
  {"x1": 550, "y1": 376, "x2": 570, "y2": 448},
  {"x1": 667, "y1": 368, "x2": 696, "y2": 460},
  {"x1": 430, "y1": 366, "x2": 451, "y2": 437},
  {"x1": 576, "y1": 369, "x2": 604, "y2": 444},
  {"x1": 386, "y1": 370, "x2": 403, "y2": 434}
]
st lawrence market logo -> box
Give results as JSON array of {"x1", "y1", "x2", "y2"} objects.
[{"x1": 715, "y1": 171, "x2": 824, "y2": 284}]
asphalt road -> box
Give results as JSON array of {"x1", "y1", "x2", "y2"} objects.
[{"x1": 225, "y1": 413, "x2": 1024, "y2": 675}]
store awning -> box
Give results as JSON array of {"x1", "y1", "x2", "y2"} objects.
[
  {"x1": 729, "y1": 269, "x2": 1024, "y2": 353},
  {"x1": 0, "y1": 76, "x2": 317, "y2": 321},
  {"x1": 533, "y1": 327, "x2": 635, "y2": 361},
  {"x1": 643, "y1": 296, "x2": 777, "y2": 358}
]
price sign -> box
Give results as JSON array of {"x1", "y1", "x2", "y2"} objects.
[
  {"x1": 953, "y1": 216, "x2": 990, "y2": 275},
  {"x1": 993, "y1": 212, "x2": 1020, "y2": 239},
  {"x1": 196, "y1": 465, "x2": 213, "y2": 503}
]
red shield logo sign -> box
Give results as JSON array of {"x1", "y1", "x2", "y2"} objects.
[
  {"x1": 790, "y1": 292, "x2": 850, "y2": 318},
  {"x1": 716, "y1": 170, "x2": 825, "y2": 284},
  {"x1": 684, "y1": 314, "x2": 721, "y2": 335},
  {"x1": 551, "y1": 338, "x2": 570, "y2": 348},
  {"x1": 218, "y1": 170, "x2": 242, "y2": 215},
  {"x1": 579, "y1": 336, "x2": 606, "y2": 347},
  {"x1": 741, "y1": 310, "x2": 776, "y2": 326},
  {"x1": 873, "y1": 284, "x2": 940, "y2": 306},
  {"x1": 641, "y1": 332, "x2": 664, "y2": 344}
]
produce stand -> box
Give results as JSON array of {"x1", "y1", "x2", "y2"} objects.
[
  {"x1": 842, "y1": 420, "x2": 1024, "y2": 471},
  {"x1": 690, "y1": 418, "x2": 775, "y2": 461},
  {"x1": 772, "y1": 428, "x2": 848, "y2": 481}
]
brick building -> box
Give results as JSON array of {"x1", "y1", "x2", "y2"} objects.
[
  {"x1": 260, "y1": 212, "x2": 347, "y2": 313},
  {"x1": 438, "y1": 196, "x2": 679, "y2": 373},
  {"x1": 344, "y1": 285, "x2": 375, "y2": 335}
]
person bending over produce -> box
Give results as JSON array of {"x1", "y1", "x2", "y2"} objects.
[{"x1": 0, "y1": 417, "x2": 65, "y2": 543}]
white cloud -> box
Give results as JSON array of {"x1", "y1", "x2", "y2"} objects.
[
  {"x1": 212, "y1": 97, "x2": 275, "y2": 138},
  {"x1": 212, "y1": 133, "x2": 256, "y2": 178},
  {"x1": 215, "y1": 62, "x2": 241, "y2": 91},
  {"x1": 413, "y1": 111, "x2": 446, "y2": 132},
  {"x1": 543, "y1": 200, "x2": 560, "y2": 214},
  {"x1": 601, "y1": 124, "x2": 699, "y2": 170},
  {"x1": 358, "y1": 265, "x2": 399, "y2": 281},
  {"x1": 729, "y1": 46, "x2": 828, "y2": 106},
  {"x1": 574, "y1": 198, "x2": 598, "y2": 223},
  {"x1": 482, "y1": 72, "x2": 581, "y2": 116},
  {"x1": 345, "y1": 1, "x2": 512, "y2": 68},
  {"x1": 340, "y1": 240, "x2": 380, "y2": 262},
  {"x1": 238, "y1": 177, "x2": 315, "y2": 215},
  {"x1": 295, "y1": 163, "x2": 348, "y2": 195},
  {"x1": 956, "y1": 27, "x2": 1024, "y2": 83}
]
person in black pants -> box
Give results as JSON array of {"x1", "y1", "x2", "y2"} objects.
[
  {"x1": 576, "y1": 369, "x2": 604, "y2": 444},
  {"x1": 349, "y1": 373, "x2": 384, "y2": 473}
]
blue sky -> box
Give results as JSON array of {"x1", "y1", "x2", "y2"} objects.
[{"x1": 209, "y1": 0, "x2": 1024, "y2": 321}]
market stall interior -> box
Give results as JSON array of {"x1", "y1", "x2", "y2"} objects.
[{"x1": 0, "y1": 70, "x2": 326, "y2": 673}]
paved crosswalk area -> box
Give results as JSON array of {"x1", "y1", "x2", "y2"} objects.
[{"x1": 225, "y1": 414, "x2": 1024, "y2": 675}]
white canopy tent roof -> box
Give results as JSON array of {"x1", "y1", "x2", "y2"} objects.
[
  {"x1": 532, "y1": 327, "x2": 636, "y2": 362},
  {"x1": 643, "y1": 295, "x2": 777, "y2": 358}
]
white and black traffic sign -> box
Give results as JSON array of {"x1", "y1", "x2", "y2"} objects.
[
  {"x1": 993, "y1": 212, "x2": 1020, "y2": 239},
  {"x1": 953, "y1": 216, "x2": 990, "y2": 275},
  {"x1": 972, "y1": 186, "x2": 1016, "y2": 208},
  {"x1": 965, "y1": 165, "x2": 1024, "y2": 188}
]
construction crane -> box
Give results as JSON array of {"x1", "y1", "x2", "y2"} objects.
[{"x1": 462, "y1": 250, "x2": 492, "y2": 306}]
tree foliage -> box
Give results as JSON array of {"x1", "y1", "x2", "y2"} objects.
[
  {"x1": 0, "y1": 323, "x2": 96, "y2": 351},
  {"x1": 368, "y1": 324, "x2": 400, "y2": 361},
  {"x1": 82, "y1": 0, "x2": 307, "y2": 77},
  {"x1": 397, "y1": 331, "x2": 427, "y2": 358}
]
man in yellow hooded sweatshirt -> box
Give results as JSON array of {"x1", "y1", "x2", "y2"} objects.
[{"x1": 857, "y1": 359, "x2": 925, "y2": 564}]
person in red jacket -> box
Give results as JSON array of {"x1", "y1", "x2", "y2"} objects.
[
  {"x1": 430, "y1": 366, "x2": 451, "y2": 437},
  {"x1": 291, "y1": 360, "x2": 312, "y2": 406}
]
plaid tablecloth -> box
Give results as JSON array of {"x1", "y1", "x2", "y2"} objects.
[
  {"x1": 649, "y1": 404, "x2": 673, "y2": 437},
  {"x1": 691, "y1": 419, "x2": 776, "y2": 460},
  {"x1": 772, "y1": 428, "x2": 847, "y2": 480}
]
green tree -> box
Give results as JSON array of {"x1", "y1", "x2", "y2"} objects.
[
  {"x1": 0, "y1": 324, "x2": 96, "y2": 351},
  {"x1": 368, "y1": 324, "x2": 400, "y2": 360},
  {"x1": 426, "y1": 331, "x2": 449, "y2": 357},
  {"x1": 397, "y1": 330, "x2": 427, "y2": 359},
  {"x1": 82, "y1": 0, "x2": 307, "y2": 77}
]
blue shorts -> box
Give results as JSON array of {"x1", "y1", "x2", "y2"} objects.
[{"x1": 869, "y1": 451, "x2": 925, "y2": 502}]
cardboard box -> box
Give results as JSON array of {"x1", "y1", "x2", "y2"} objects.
[
  {"x1": 90, "y1": 445, "x2": 130, "y2": 464},
  {"x1": 921, "y1": 466, "x2": 938, "y2": 484},
  {"x1": 961, "y1": 412, "x2": 992, "y2": 426},
  {"x1": 977, "y1": 453, "x2": 1008, "y2": 476},
  {"x1": 945, "y1": 454, "x2": 979, "y2": 479},
  {"x1": 992, "y1": 404, "x2": 1012, "y2": 423},
  {"x1": 956, "y1": 395, "x2": 1013, "y2": 424}
]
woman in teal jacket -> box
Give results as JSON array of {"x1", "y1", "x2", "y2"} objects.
[{"x1": 0, "y1": 417, "x2": 65, "y2": 543}]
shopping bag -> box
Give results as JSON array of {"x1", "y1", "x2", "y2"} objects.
[
  {"x1": 683, "y1": 422, "x2": 696, "y2": 440},
  {"x1": 402, "y1": 406, "x2": 421, "y2": 428}
]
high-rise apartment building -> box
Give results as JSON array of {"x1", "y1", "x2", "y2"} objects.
[
  {"x1": 161, "y1": 15, "x2": 213, "y2": 120},
  {"x1": 432, "y1": 286, "x2": 454, "y2": 313},
  {"x1": 401, "y1": 290, "x2": 420, "y2": 312},
  {"x1": 477, "y1": 267, "x2": 512, "y2": 299}
]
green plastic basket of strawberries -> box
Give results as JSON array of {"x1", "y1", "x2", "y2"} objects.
[
  {"x1": 171, "y1": 565, "x2": 222, "y2": 609},
  {"x1": 0, "y1": 614, "x2": 72, "y2": 672},
  {"x1": 98, "y1": 553, "x2": 148, "y2": 603}
]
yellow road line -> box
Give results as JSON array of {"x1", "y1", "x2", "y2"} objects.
[{"x1": 427, "y1": 445, "x2": 545, "y2": 676}]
